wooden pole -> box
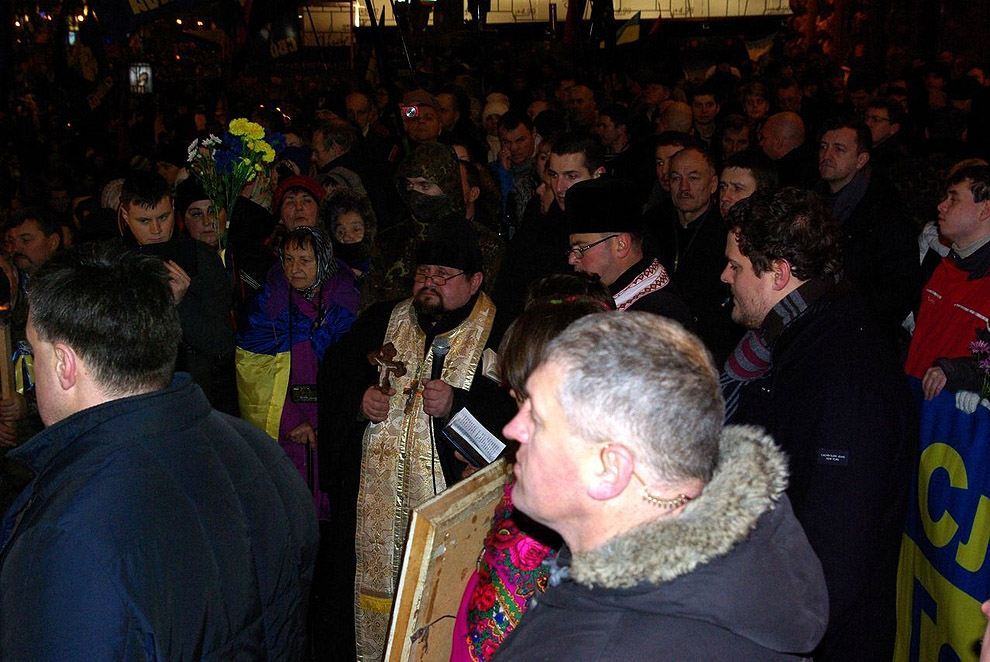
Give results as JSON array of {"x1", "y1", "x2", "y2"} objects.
[{"x1": 0, "y1": 322, "x2": 13, "y2": 401}]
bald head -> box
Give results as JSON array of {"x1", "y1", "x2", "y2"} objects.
[
  {"x1": 759, "y1": 112, "x2": 805, "y2": 160},
  {"x1": 658, "y1": 101, "x2": 694, "y2": 134}
]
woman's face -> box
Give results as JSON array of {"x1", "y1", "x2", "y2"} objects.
[
  {"x1": 280, "y1": 189, "x2": 319, "y2": 230},
  {"x1": 283, "y1": 241, "x2": 318, "y2": 291},
  {"x1": 184, "y1": 200, "x2": 220, "y2": 247},
  {"x1": 334, "y1": 211, "x2": 366, "y2": 244}
]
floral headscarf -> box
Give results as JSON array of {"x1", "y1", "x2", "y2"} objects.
[{"x1": 279, "y1": 226, "x2": 337, "y2": 299}]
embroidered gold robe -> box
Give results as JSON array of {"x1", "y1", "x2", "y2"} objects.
[{"x1": 354, "y1": 293, "x2": 495, "y2": 660}]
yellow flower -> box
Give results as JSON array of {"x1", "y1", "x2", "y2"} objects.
[
  {"x1": 228, "y1": 118, "x2": 250, "y2": 137},
  {"x1": 229, "y1": 118, "x2": 265, "y2": 140},
  {"x1": 258, "y1": 142, "x2": 276, "y2": 164}
]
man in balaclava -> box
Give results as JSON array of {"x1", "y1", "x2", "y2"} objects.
[{"x1": 368, "y1": 142, "x2": 467, "y2": 303}]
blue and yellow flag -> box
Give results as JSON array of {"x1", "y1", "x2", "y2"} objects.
[
  {"x1": 615, "y1": 12, "x2": 640, "y2": 46},
  {"x1": 896, "y1": 382, "x2": 990, "y2": 661}
]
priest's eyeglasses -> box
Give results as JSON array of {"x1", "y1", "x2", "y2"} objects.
[
  {"x1": 413, "y1": 270, "x2": 465, "y2": 286},
  {"x1": 566, "y1": 234, "x2": 618, "y2": 260}
]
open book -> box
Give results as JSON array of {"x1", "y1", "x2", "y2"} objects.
[{"x1": 442, "y1": 408, "x2": 506, "y2": 468}]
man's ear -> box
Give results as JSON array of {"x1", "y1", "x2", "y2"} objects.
[
  {"x1": 592, "y1": 166, "x2": 606, "y2": 178},
  {"x1": 53, "y1": 342, "x2": 79, "y2": 391},
  {"x1": 770, "y1": 258, "x2": 793, "y2": 291},
  {"x1": 977, "y1": 200, "x2": 990, "y2": 223},
  {"x1": 467, "y1": 185, "x2": 481, "y2": 205},
  {"x1": 468, "y1": 271, "x2": 484, "y2": 295},
  {"x1": 856, "y1": 150, "x2": 870, "y2": 170},
  {"x1": 588, "y1": 443, "x2": 635, "y2": 501},
  {"x1": 614, "y1": 233, "x2": 633, "y2": 258}
]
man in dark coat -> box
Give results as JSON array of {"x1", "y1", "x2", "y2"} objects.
[
  {"x1": 652, "y1": 146, "x2": 740, "y2": 363},
  {"x1": 491, "y1": 132, "x2": 605, "y2": 324},
  {"x1": 0, "y1": 244, "x2": 318, "y2": 659},
  {"x1": 722, "y1": 188, "x2": 913, "y2": 661},
  {"x1": 117, "y1": 171, "x2": 235, "y2": 413},
  {"x1": 564, "y1": 177, "x2": 693, "y2": 325},
  {"x1": 817, "y1": 117, "x2": 921, "y2": 344},
  {"x1": 494, "y1": 313, "x2": 828, "y2": 660}
]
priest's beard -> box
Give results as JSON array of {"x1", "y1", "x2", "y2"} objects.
[{"x1": 413, "y1": 287, "x2": 445, "y2": 321}]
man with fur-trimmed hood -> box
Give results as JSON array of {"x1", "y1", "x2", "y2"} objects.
[{"x1": 495, "y1": 312, "x2": 828, "y2": 660}]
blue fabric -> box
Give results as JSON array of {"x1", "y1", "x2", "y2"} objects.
[
  {"x1": 236, "y1": 262, "x2": 358, "y2": 360},
  {"x1": 0, "y1": 375, "x2": 319, "y2": 660},
  {"x1": 897, "y1": 379, "x2": 990, "y2": 660}
]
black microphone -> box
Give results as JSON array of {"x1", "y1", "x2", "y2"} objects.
[
  {"x1": 430, "y1": 336, "x2": 450, "y2": 382},
  {"x1": 429, "y1": 335, "x2": 456, "y2": 490}
]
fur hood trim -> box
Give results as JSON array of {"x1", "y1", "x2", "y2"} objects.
[{"x1": 571, "y1": 425, "x2": 788, "y2": 589}]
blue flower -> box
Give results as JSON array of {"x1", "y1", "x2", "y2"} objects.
[{"x1": 269, "y1": 132, "x2": 287, "y2": 154}]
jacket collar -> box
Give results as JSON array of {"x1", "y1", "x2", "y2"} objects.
[
  {"x1": 7, "y1": 374, "x2": 209, "y2": 475},
  {"x1": 569, "y1": 425, "x2": 788, "y2": 589},
  {"x1": 608, "y1": 256, "x2": 654, "y2": 296},
  {"x1": 949, "y1": 234, "x2": 990, "y2": 280}
]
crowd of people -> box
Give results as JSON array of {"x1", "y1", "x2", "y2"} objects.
[{"x1": 0, "y1": 21, "x2": 989, "y2": 661}]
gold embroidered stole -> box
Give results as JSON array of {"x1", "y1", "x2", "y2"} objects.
[{"x1": 354, "y1": 292, "x2": 495, "y2": 660}]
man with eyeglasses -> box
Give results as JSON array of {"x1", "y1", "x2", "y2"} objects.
[
  {"x1": 318, "y1": 219, "x2": 513, "y2": 661},
  {"x1": 565, "y1": 178, "x2": 692, "y2": 326},
  {"x1": 863, "y1": 98, "x2": 909, "y2": 174}
]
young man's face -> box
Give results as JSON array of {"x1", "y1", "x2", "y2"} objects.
[
  {"x1": 691, "y1": 94, "x2": 719, "y2": 127},
  {"x1": 547, "y1": 152, "x2": 597, "y2": 211},
  {"x1": 819, "y1": 127, "x2": 868, "y2": 191},
  {"x1": 122, "y1": 197, "x2": 174, "y2": 245},
  {"x1": 864, "y1": 107, "x2": 898, "y2": 146},
  {"x1": 594, "y1": 116, "x2": 622, "y2": 149},
  {"x1": 938, "y1": 179, "x2": 990, "y2": 248},
  {"x1": 744, "y1": 94, "x2": 769, "y2": 121},
  {"x1": 720, "y1": 231, "x2": 777, "y2": 329},
  {"x1": 499, "y1": 124, "x2": 536, "y2": 166},
  {"x1": 721, "y1": 127, "x2": 751, "y2": 160},
  {"x1": 436, "y1": 93, "x2": 460, "y2": 131},
  {"x1": 719, "y1": 167, "x2": 758, "y2": 218}
]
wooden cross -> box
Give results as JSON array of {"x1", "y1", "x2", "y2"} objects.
[{"x1": 367, "y1": 342, "x2": 407, "y2": 392}]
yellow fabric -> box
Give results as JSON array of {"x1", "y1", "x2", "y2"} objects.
[
  {"x1": 14, "y1": 354, "x2": 32, "y2": 396},
  {"x1": 235, "y1": 347, "x2": 291, "y2": 440},
  {"x1": 354, "y1": 293, "x2": 496, "y2": 661}
]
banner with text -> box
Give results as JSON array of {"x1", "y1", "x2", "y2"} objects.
[{"x1": 896, "y1": 383, "x2": 990, "y2": 661}]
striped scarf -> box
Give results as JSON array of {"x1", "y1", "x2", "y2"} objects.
[{"x1": 721, "y1": 278, "x2": 833, "y2": 422}]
